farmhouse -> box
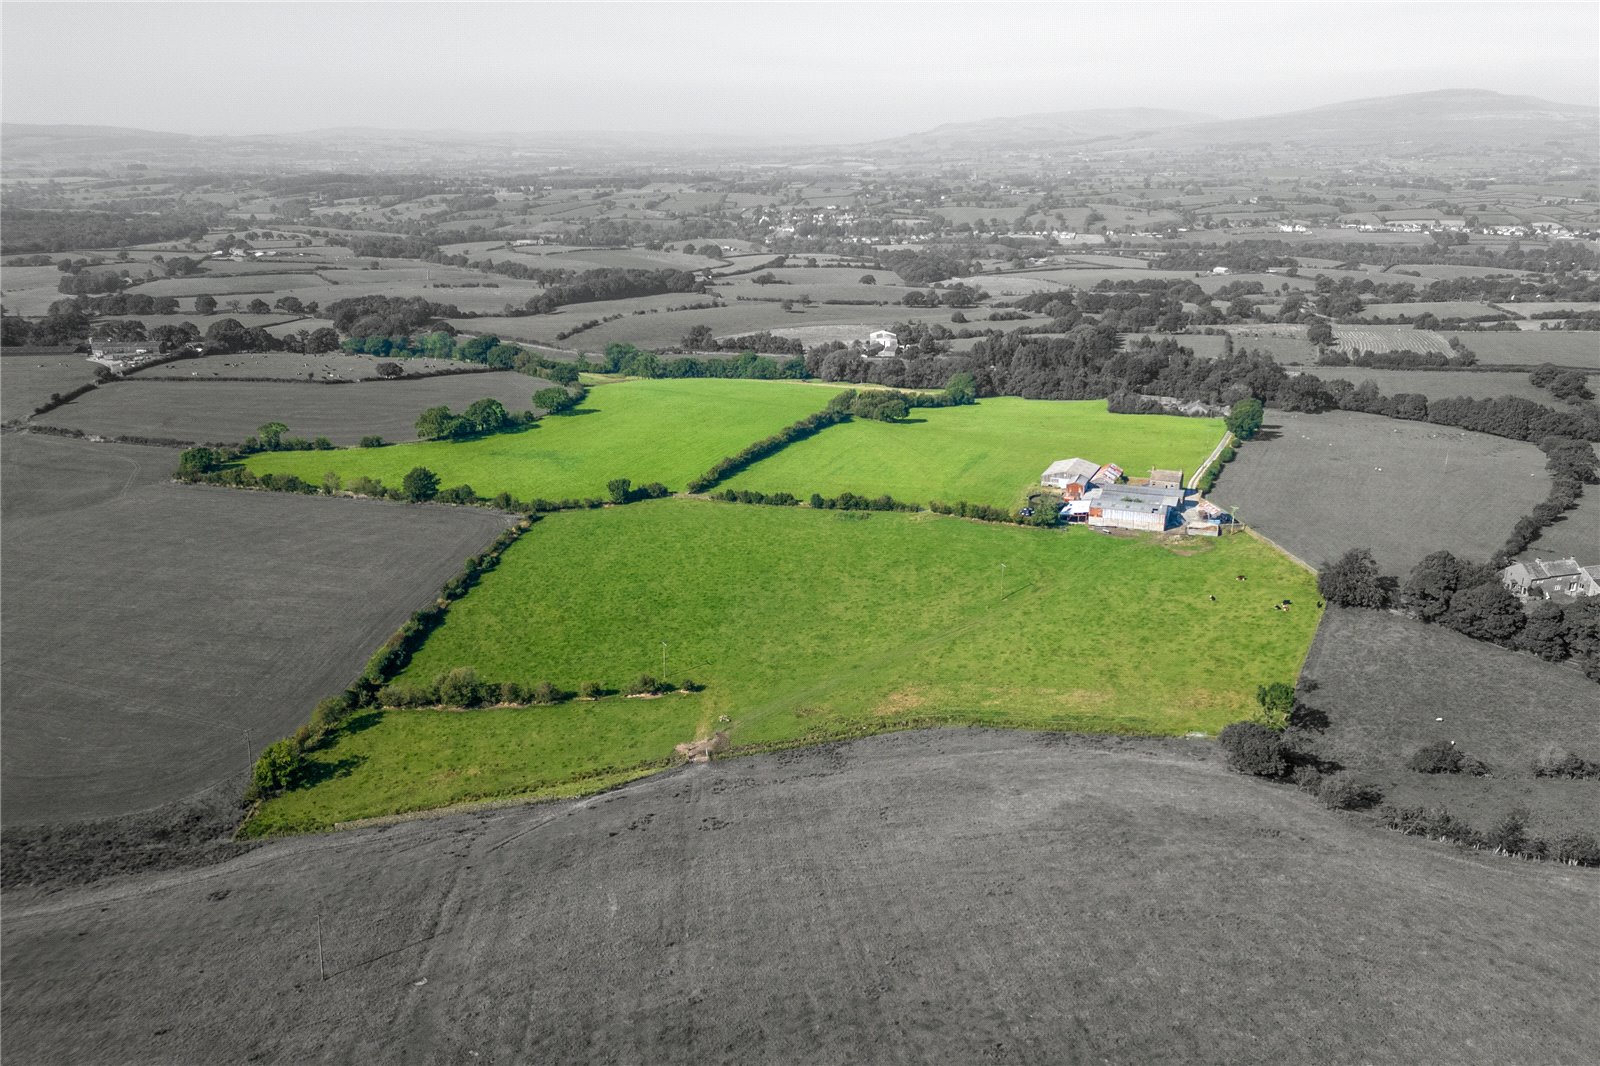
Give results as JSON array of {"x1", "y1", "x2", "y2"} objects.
[
  {"x1": 1499, "y1": 558, "x2": 1600, "y2": 601},
  {"x1": 867, "y1": 329, "x2": 898, "y2": 355},
  {"x1": 1040, "y1": 457, "x2": 1102, "y2": 496},
  {"x1": 1083, "y1": 484, "x2": 1184, "y2": 532}
]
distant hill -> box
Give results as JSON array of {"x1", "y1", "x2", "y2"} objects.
[
  {"x1": 856, "y1": 90, "x2": 1598, "y2": 162},
  {"x1": 863, "y1": 108, "x2": 1212, "y2": 155},
  {"x1": 1139, "y1": 89, "x2": 1599, "y2": 155}
]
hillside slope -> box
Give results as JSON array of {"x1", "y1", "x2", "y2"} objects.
[{"x1": 5, "y1": 731, "x2": 1595, "y2": 1064}]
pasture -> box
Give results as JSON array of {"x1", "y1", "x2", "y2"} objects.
[
  {"x1": 137, "y1": 351, "x2": 466, "y2": 381},
  {"x1": 1305, "y1": 366, "x2": 1571, "y2": 404},
  {"x1": 1442, "y1": 331, "x2": 1599, "y2": 368},
  {"x1": 0, "y1": 434, "x2": 514, "y2": 826},
  {"x1": 0, "y1": 353, "x2": 98, "y2": 421},
  {"x1": 10, "y1": 731, "x2": 1597, "y2": 1065},
  {"x1": 1298, "y1": 607, "x2": 1600, "y2": 839},
  {"x1": 253, "y1": 499, "x2": 1319, "y2": 831},
  {"x1": 723, "y1": 398, "x2": 1225, "y2": 508},
  {"x1": 1211, "y1": 409, "x2": 1550, "y2": 575},
  {"x1": 35, "y1": 370, "x2": 549, "y2": 446},
  {"x1": 243, "y1": 378, "x2": 841, "y2": 500}
]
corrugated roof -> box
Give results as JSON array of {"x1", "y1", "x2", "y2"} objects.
[{"x1": 1042, "y1": 457, "x2": 1101, "y2": 482}]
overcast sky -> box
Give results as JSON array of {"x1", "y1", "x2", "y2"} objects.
[{"x1": 3, "y1": 2, "x2": 1596, "y2": 141}]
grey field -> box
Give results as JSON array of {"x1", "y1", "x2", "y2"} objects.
[
  {"x1": 0, "y1": 434, "x2": 513, "y2": 825},
  {"x1": 4, "y1": 731, "x2": 1596, "y2": 1065}
]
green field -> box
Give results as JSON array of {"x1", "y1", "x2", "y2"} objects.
[
  {"x1": 250, "y1": 499, "x2": 1320, "y2": 832},
  {"x1": 243, "y1": 378, "x2": 840, "y2": 501},
  {"x1": 723, "y1": 398, "x2": 1225, "y2": 507}
]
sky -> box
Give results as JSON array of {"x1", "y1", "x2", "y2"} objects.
[{"x1": 3, "y1": 1, "x2": 1596, "y2": 142}]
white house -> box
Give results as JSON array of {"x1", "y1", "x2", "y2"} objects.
[
  {"x1": 868, "y1": 329, "x2": 898, "y2": 355},
  {"x1": 1500, "y1": 558, "x2": 1600, "y2": 601}
]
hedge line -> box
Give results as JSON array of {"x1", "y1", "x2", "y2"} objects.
[{"x1": 685, "y1": 406, "x2": 849, "y2": 494}]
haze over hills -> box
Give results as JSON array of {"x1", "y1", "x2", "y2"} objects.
[{"x1": 2, "y1": 89, "x2": 1595, "y2": 171}]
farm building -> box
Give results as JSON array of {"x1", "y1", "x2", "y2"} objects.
[
  {"x1": 867, "y1": 329, "x2": 899, "y2": 355},
  {"x1": 1089, "y1": 463, "x2": 1123, "y2": 488},
  {"x1": 1148, "y1": 468, "x2": 1183, "y2": 490},
  {"x1": 1083, "y1": 484, "x2": 1185, "y2": 532},
  {"x1": 1499, "y1": 558, "x2": 1600, "y2": 601},
  {"x1": 1041, "y1": 457, "x2": 1102, "y2": 496}
]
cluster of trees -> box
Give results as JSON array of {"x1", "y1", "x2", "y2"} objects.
[
  {"x1": 1315, "y1": 347, "x2": 1477, "y2": 370},
  {"x1": 604, "y1": 478, "x2": 671, "y2": 504},
  {"x1": 829, "y1": 388, "x2": 909, "y2": 422},
  {"x1": 533, "y1": 384, "x2": 585, "y2": 413},
  {"x1": 326, "y1": 294, "x2": 462, "y2": 336},
  {"x1": 880, "y1": 248, "x2": 979, "y2": 286},
  {"x1": 596, "y1": 341, "x2": 806, "y2": 380},
  {"x1": 1530, "y1": 363, "x2": 1595, "y2": 403},
  {"x1": 522, "y1": 268, "x2": 701, "y2": 315},
  {"x1": 414, "y1": 397, "x2": 529, "y2": 441},
  {"x1": 1318, "y1": 545, "x2": 1600, "y2": 679},
  {"x1": 680, "y1": 326, "x2": 805, "y2": 355},
  {"x1": 0, "y1": 206, "x2": 214, "y2": 254}
]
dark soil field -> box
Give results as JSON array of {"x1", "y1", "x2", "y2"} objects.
[
  {"x1": 31, "y1": 371, "x2": 551, "y2": 445},
  {"x1": 1298, "y1": 608, "x2": 1599, "y2": 839},
  {"x1": 4, "y1": 730, "x2": 1596, "y2": 1065},
  {"x1": 136, "y1": 351, "x2": 468, "y2": 381},
  {"x1": 0, "y1": 434, "x2": 515, "y2": 826},
  {"x1": 0, "y1": 353, "x2": 99, "y2": 422},
  {"x1": 1211, "y1": 409, "x2": 1549, "y2": 575}
]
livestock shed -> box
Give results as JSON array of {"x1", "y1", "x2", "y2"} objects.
[
  {"x1": 1084, "y1": 484, "x2": 1185, "y2": 532},
  {"x1": 1041, "y1": 457, "x2": 1102, "y2": 496}
]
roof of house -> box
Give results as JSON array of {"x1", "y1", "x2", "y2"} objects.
[
  {"x1": 1522, "y1": 558, "x2": 1584, "y2": 580},
  {"x1": 1042, "y1": 457, "x2": 1101, "y2": 483}
]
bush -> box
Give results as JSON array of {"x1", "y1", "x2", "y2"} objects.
[
  {"x1": 402, "y1": 466, "x2": 440, "y2": 502},
  {"x1": 1531, "y1": 744, "x2": 1600, "y2": 779},
  {"x1": 628, "y1": 674, "x2": 668, "y2": 696},
  {"x1": 1552, "y1": 830, "x2": 1600, "y2": 866},
  {"x1": 578, "y1": 680, "x2": 602, "y2": 700},
  {"x1": 1290, "y1": 765, "x2": 1325, "y2": 793},
  {"x1": 1254, "y1": 681, "x2": 1294, "y2": 729},
  {"x1": 359, "y1": 435, "x2": 386, "y2": 448},
  {"x1": 1317, "y1": 548, "x2": 1388, "y2": 608},
  {"x1": 1483, "y1": 807, "x2": 1531, "y2": 855},
  {"x1": 1218, "y1": 721, "x2": 1287, "y2": 777},
  {"x1": 250, "y1": 739, "x2": 306, "y2": 798},
  {"x1": 1405, "y1": 740, "x2": 1489, "y2": 775},
  {"x1": 1316, "y1": 772, "x2": 1383, "y2": 810},
  {"x1": 530, "y1": 680, "x2": 561, "y2": 705},
  {"x1": 498, "y1": 681, "x2": 529, "y2": 705},
  {"x1": 436, "y1": 666, "x2": 484, "y2": 708}
]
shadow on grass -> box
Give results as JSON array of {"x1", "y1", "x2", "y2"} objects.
[{"x1": 298, "y1": 753, "x2": 367, "y2": 788}]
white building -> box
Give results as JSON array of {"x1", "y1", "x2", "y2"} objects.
[
  {"x1": 1041, "y1": 457, "x2": 1102, "y2": 493},
  {"x1": 867, "y1": 329, "x2": 898, "y2": 355},
  {"x1": 1500, "y1": 558, "x2": 1600, "y2": 601},
  {"x1": 1083, "y1": 484, "x2": 1185, "y2": 532}
]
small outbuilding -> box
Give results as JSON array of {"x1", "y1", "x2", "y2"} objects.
[{"x1": 1149, "y1": 468, "x2": 1183, "y2": 490}]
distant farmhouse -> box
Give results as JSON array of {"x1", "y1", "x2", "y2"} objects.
[
  {"x1": 1042, "y1": 458, "x2": 1211, "y2": 534},
  {"x1": 1500, "y1": 558, "x2": 1600, "y2": 602},
  {"x1": 867, "y1": 329, "x2": 898, "y2": 356},
  {"x1": 88, "y1": 342, "x2": 155, "y2": 373}
]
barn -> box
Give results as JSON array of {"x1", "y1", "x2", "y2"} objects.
[
  {"x1": 1084, "y1": 484, "x2": 1184, "y2": 532},
  {"x1": 1041, "y1": 457, "x2": 1102, "y2": 496}
]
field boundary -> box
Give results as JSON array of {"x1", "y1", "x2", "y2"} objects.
[
  {"x1": 1188, "y1": 429, "x2": 1235, "y2": 489},
  {"x1": 1240, "y1": 524, "x2": 1317, "y2": 573}
]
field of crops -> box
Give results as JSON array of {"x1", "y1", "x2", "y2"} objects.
[
  {"x1": 251, "y1": 498, "x2": 1319, "y2": 832},
  {"x1": 1212, "y1": 409, "x2": 1550, "y2": 575},
  {"x1": 1333, "y1": 325, "x2": 1453, "y2": 354},
  {"x1": 0, "y1": 434, "x2": 514, "y2": 826},
  {"x1": 243, "y1": 378, "x2": 841, "y2": 499},
  {"x1": 724, "y1": 398, "x2": 1224, "y2": 508},
  {"x1": 36, "y1": 370, "x2": 550, "y2": 446}
]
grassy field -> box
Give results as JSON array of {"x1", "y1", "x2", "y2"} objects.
[
  {"x1": 243, "y1": 378, "x2": 840, "y2": 499},
  {"x1": 1305, "y1": 366, "x2": 1573, "y2": 403},
  {"x1": 0, "y1": 434, "x2": 513, "y2": 826},
  {"x1": 723, "y1": 398, "x2": 1225, "y2": 508},
  {"x1": 1442, "y1": 331, "x2": 1600, "y2": 368},
  {"x1": 1212, "y1": 409, "x2": 1550, "y2": 575},
  {"x1": 1298, "y1": 607, "x2": 1599, "y2": 840},
  {"x1": 0, "y1": 353, "x2": 99, "y2": 421},
  {"x1": 251, "y1": 499, "x2": 1320, "y2": 832}
]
